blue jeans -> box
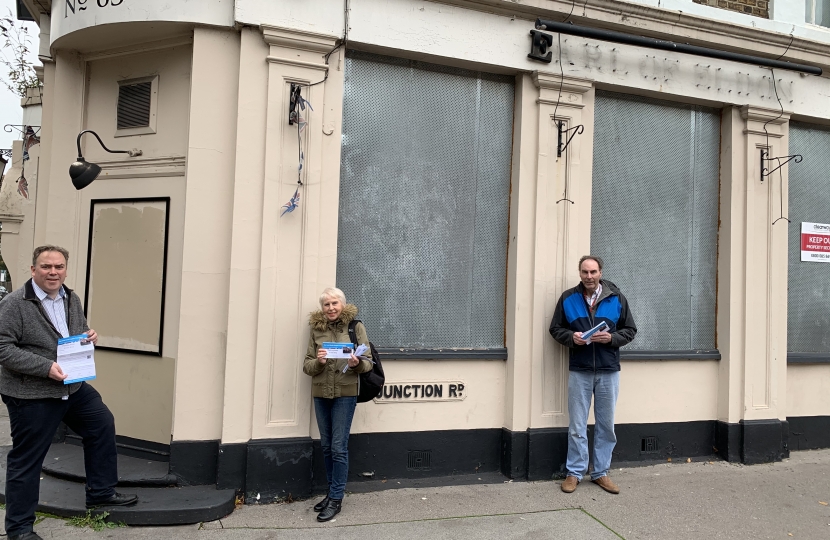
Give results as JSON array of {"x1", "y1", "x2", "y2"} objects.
[
  {"x1": 566, "y1": 370, "x2": 620, "y2": 481},
  {"x1": 3, "y1": 383, "x2": 118, "y2": 536},
  {"x1": 314, "y1": 396, "x2": 357, "y2": 500}
]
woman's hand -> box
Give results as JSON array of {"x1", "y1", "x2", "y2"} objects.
[
  {"x1": 347, "y1": 353, "x2": 360, "y2": 369},
  {"x1": 317, "y1": 348, "x2": 328, "y2": 364}
]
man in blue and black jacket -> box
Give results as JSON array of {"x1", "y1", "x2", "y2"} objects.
[{"x1": 549, "y1": 255, "x2": 636, "y2": 496}]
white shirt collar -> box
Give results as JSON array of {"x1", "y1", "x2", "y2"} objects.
[{"x1": 32, "y1": 280, "x2": 66, "y2": 301}]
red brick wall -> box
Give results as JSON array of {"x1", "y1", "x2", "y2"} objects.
[{"x1": 692, "y1": 0, "x2": 769, "y2": 18}]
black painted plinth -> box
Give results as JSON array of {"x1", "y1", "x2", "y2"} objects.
[
  {"x1": 526, "y1": 427, "x2": 568, "y2": 481},
  {"x1": 715, "y1": 421, "x2": 742, "y2": 462},
  {"x1": 500, "y1": 428, "x2": 528, "y2": 479},
  {"x1": 715, "y1": 419, "x2": 789, "y2": 464},
  {"x1": 741, "y1": 419, "x2": 788, "y2": 464},
  {"x1": 217, "y1": 442, "x2": 247, "y2": 491},
  {"x1": 170, "y1": 440, "x2": 219, "y2": 486},
  {"x1": 246, "y1": 437, "x2": 313, "y2": 502},
  {"x1": 43, "y1": 443, "x2": 177, "y2": 486},
  {"x1": 788, "y1": 416, "x2": 830, "y2": 451}
]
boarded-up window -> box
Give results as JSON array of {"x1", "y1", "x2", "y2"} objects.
[
  {"x1": 787, "y1": 122, "x2": 830, "y2": 359},
  {"x1": 591, "y1": 91, "x2": 721, "y2": 352},
  {"x1": 336, "y1": 51, "x2": 514, "y2": 351},
  {"x1": 85, "y1": 198, "x2": 169, "y2": 355}
]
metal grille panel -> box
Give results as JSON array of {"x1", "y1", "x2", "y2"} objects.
[
  {"x1": 788, "y1": 122, "x2": 830, "y2": 353},
  {"x1": 117, "y1": 82, "x2": 152, "y2": 129},
  {"x1": 591, "y1": 91, "x2": 720, "y2": 351},
  {"x1": 337, "y1": 51, "x2": 514, "y2": 348}
]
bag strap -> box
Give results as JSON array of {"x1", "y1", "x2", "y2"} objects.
[{"x1": 348, "y1": 319, "x2": 361, "y2": 347}]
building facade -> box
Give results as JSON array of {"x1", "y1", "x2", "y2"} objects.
[{"x1": 4, "y1": 0, "x2": 830, "y2": 500}]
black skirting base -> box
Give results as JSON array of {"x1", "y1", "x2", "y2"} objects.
[
  {"x1": 165, "y1": 415, "x2": 829, "y2": 500},
  {"x1": 715, "y1": 419, "x2": 790, "y2": 464}
]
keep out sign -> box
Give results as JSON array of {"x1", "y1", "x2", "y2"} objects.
[{"x1": 801, "y1": 222, "x2": 830, "y2": 263}]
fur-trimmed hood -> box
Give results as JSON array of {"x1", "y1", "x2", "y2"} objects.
[{"x1": 308, "y1": 303, "x2": 359, "y2": 332}]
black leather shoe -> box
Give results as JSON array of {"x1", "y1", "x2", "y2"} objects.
[
  {"x1": 8, "y1": 533, "x2": 44, "y2": 540},
  {"x1": 313, "y1": 495, "x2": 331, "y2": 512},
  {"x1": 316, "y1": 498, "x2": 342, "y2": 522},
  {"x1": 86, "y1": 492, "x2": 139, "y2": 508}
]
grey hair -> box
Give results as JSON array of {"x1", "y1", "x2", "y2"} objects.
[
  {"x1": 578, "y1": 255, "x2": 603, "y2": 271},
  {"x1": 32, "y1": 245, "x2": 70, "y2": 267},
  {"x1": 319, "y1": 287, "x2": 346, "y2": 307}
]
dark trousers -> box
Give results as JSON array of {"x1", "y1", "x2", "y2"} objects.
[
  {"x1": 2, "y1": 383, "x2": 118, "y2": 536},
  {"x1": 313, "y1": 396, "x2": 357, "y2": 500}
]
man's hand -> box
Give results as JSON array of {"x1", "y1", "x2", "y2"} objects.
[
  {"x1": 573, "y1": 332, "x2": 587, "y2": 346},
  {"x1": 48, "y1": 362, "x2": 67, "y2": 382},
  {"x1": 317, "y1": 348, "x2": 328, "y2": 364},
  {"x1": 591, "y1": 331, "x2": 613, "y2": 344},
  {"x1": 85, "y1": 329, "x2": 98, "y2": 346}
]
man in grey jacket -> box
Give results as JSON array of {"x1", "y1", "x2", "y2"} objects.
[{"x1": 0, "y1": 246, "x2": 137, "y2": 540}]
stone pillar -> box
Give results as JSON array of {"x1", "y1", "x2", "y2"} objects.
[
  {"x1": 716, "y1": 105, "x2": 790, "y2": 464},
  {"x1": 242, "y1": 25, "x2": 343, "y2": 500},
  {"x1": 169, "y1": 27, "x2": 240, "y2": 484},
  {"x1": 526, "y1": 72, "x2": 595, "y2": 480}
]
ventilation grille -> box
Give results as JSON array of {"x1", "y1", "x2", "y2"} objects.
[
  {"x1": 407, "y1": 450, "x2": 431, "y2": 470},
  {"x1": 117, "y1": 82, "x2": 152, "y2": 129},
  {"x1": 641, "y1": 436, "x2": 659, "y2": 453}
]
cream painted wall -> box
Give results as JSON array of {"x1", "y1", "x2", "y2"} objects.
[
  {"x1": 83, "y1": 42, "x2": 193, "y2": 164},
  {"x1": 616, "y1": 362, "x2": 720, "y2": 423},
  {"x1": 172, "y1": 27, "x2": 240, "y2": 441},
  {"x1": 787, "y1": 365, "x2": 830, "y2": 417},
  {"x1": 344, "y1": 360, "x2": 506, "y2": 435},
  {"x1": 95, "y1": 351, "x2": 175, "y2": 444}
]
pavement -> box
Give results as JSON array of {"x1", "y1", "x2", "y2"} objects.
[{"x1": 1, "y1": 404, "x2": 828, "y2": 539}]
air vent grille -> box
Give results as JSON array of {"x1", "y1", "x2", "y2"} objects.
[
  {"x1": 407, "y1": 450, "x2": 431, "y2": 470},
  {"x1": 117, "y1": 82, "x2": 152, "y2": 129}
]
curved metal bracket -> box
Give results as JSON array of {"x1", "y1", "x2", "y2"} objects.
[
  {"x1": 558, "y1": 122, "x2": 584, "y2": 157},
  {"x1": 760, "y1": 150, "x2": 802, "y2": 181},
  {"x1": 4, "y1": 124, "x2": 40, "y2": 136}
]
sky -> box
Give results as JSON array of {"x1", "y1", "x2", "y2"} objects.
[{"x1": 1, "y1": 0, "x2": 40, "y2": 171}]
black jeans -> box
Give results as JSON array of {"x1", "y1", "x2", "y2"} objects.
[{"x1": 2, "y1": 383, "x2": 118, "y2": 536}]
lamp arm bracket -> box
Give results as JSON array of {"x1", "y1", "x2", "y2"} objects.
[{"x1": 76, "y1": 130, "x2": 133, "y2": 159}]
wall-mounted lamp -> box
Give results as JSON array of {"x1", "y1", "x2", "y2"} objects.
[{"x1": 69, "y1": 130, "x2": 142, "y2": 190}]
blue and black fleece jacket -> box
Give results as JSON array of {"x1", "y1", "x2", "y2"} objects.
[{"x1": 549, "y1": 279, "x2": 637, "y2": 372}]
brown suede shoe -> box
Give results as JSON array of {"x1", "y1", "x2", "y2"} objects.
[
  {"x1": 591, "y1": 475, "x2": 620, "y2": 494},
  {"x1": 561, "y1": 475, "x2": 579, "y2": 493}
]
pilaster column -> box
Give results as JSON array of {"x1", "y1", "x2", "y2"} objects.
[
  {"x1": 244, "y1": 25, "x2": 342, "y2": 499},
  {"x1": 716, "y1": 105, "x2": 790, "y2": 464},
  {"x1": 526, "y1": 72, "x2": 594, "y2": 480}
]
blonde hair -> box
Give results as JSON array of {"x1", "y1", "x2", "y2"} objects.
[{"x1": 319, "y1": 287, "x2": 346, "y2": 307}]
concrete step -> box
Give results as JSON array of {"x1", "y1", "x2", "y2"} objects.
[
  {"x1": 43, "y1": 443, "x2": 178, "y2": 486},
  {"x1": 0, "y1": 446, "x2": 236, "y2": 525}
]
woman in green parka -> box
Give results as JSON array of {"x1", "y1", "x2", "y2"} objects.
[{"x1": 303, "y1": 287, "x2": 373, "y2": 522}]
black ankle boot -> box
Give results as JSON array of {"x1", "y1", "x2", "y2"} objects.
[
  {"x1": 313, "y1": 495, "x2": 330, "y2": 512},
  {"x1": 316, "y1": 498, "x2": 342, "y2": 522}
]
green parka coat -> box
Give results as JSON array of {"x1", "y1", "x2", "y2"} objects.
[{"x1": 303, "y1": 303, "x2": 373, "y2": 398}]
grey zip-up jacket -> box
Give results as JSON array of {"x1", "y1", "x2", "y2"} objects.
[{"x1": 0, "y1": 279, "x2": 88, "y2": 399}]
